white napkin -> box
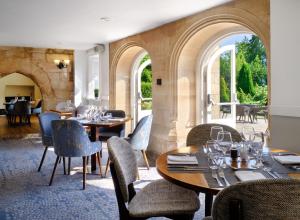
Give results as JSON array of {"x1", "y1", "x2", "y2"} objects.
[
  {"x1": 274, "y1": 155, "x2": 300, "y2": 164},
  {"x1": 167, "y1": 155, "x2": 198, "y2": 165},
  {"x1": 235, "y1": 171, "x2": 266, "y2": 182},
  {"x1": 108, "y1": 117, "x2": 124, "y2": 122}
]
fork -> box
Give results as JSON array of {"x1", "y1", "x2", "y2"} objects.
[
  {"x1": 218, "y1": 169, "x2": 230, "y2": 186},
  {"x1": 212, "y1": 170, "x2": 223, "y2": 187}
]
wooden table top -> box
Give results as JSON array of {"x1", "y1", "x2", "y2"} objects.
[
  {"x1": 81, "y1": 117, "x2": 131, "y2": 128},
  {"x1": 156, "y1": 146, "x2": 300, "y2": 195}
]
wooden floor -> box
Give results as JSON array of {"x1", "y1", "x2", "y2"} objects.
[{"x1": 0, "y1": 115, "x2": 40, "y2": 138}]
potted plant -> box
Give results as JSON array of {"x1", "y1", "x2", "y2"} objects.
[{"x1": 94, "y1": 89, "x2": 99, "y2": 99}]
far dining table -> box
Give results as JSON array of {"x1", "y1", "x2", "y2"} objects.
[
  {"x1": 73, "y1": 117, "x2": 131, "y2": 171},
  {"x1": 156, "y1": 146, "x2": 300, "y2": 216}
]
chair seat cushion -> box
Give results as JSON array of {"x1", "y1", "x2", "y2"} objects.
[{"x1": 128, "y1": 179, "x2": 200, "y2": 218}]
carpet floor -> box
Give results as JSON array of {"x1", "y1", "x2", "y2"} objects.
[{"x1": 0, "y1": 137, "x2": 205, "y2": 220}]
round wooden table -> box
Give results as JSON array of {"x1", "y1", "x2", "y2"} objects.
[{"x1": 156, "y1": 145, "x2": 291, "y2": 216}]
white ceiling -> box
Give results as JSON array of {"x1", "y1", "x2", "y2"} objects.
[{"x1": 0, "y1": 0, "x2": 230, "y2": 50}]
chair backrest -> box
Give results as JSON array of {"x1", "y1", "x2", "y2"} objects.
[
  {"x1": 129, "y1": 114, "x2": 153, "y2": 150},
  {"x1": 51, "y1": 120, "x2": 93, "y2": 157},
  {"x1": 186, "y1": 123, "x2": 242, "y2": 146},
  {"x1": 99, "y1": 110, "x2": 126, "y2": 138},
  {"x1": 108, "y1": 136, "x2": 138, "y2": 203},
  {"x1": 212, "y1": 179, "x2": 300, "y2": 220},
  {"x1": 38, "y1": 112, "x2": 60, "y2": 146},
  {"x1": 75, "y1": 105, "x2": 91, "y2": 116},
  {"x1": 13, "y1": 101, "x2": 31, "y2": 115},
  {"x1": 105, "y1": 110, "x2": 126, "y2": 118}
]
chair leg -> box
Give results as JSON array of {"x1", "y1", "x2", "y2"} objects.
[
  {"x1": 68, "y1": 157, "x2": 71, "y2": 175},
  {"x1": 82, "y1": 156, "x2": 86, "y2": 190},
  {"x1": 141, "y1": 150, "x2": 150, "y2": 170},
  {"x1": 86, "y1": 156, "x2": 89, "y2": 166},
  {"x1": 96, "y1": 152, "x2": 103, "y2": 177},
  {"x1": 38, "y1": 146, "x2": 48, "y2": 172},
  {"x1": 63, "y1": 157, "x2": 66, "y2": 175},
  {"x1": 105, "y1": 158, "x2": 110, "y2": 177},
  {"x1": 49, "y1": 156, "x2": 60, "y2": 186}
]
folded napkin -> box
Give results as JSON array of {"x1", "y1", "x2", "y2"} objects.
[
  {"x1": 108, "y1": 117, "x2": 125, "y2": 122},
  {"x1": 274, "y1": 155, "x2": 300, "y2": 164},
  {"x1": 235, "y1": 171, "x2": 266, "y2": 182},
  {"x1": 167, "y1": 155, "x2": 198, "y2": 165}
]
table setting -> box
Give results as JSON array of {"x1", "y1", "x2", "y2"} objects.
[{"x1": 166, "y1": 126, "x2": 300, "y2": 189}]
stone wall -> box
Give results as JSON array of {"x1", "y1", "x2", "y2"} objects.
[
  {"x1": 0, "y1": 47, "x2": 74, "y2": 110},
  {"x1": 109, "y1": 0, "x2": 270, "y2": 154}
]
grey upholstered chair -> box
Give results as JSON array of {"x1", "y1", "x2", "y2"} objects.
[
  {"x1": 203, "y1": 179, "x2": 300, "y2": 220},
  {"x1": 98, "y1": 110, "x2": 126, "y2": 141},
  {"x1": 108, "y1": 136, "x2": 200, "y2": 220},
  {"x1": 50, "y1": 120, "x2": 102, "y2": 189},
  {"x1": 126, "y1": 114, "x2": 153, "y2": 169},
  {"x1": 186, "y1": 123, "x2": 243, "y2": 147},
  {"x1": 37, "y1": 112, "x2": 60, "y2": 172}
]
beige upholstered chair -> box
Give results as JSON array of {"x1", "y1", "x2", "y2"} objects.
[
  {"x1": 108, "y1": 136, "x2": 200, "y2": 220},
  {"x1": 186, "y1": 123, "x2": 243, "y2": 147},
  {"x1": 204, "y1": 179, "x2": 300, "y2": 220}
]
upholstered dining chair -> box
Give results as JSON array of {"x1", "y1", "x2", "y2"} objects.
[
  {"x1": 37, "y1": 112, "x2": 60, "y2": 172},
  {"x1": 126, "y1": 114, "x2": 153, "y2": 169},
  {"x1": 104, "y1": 114, "x2": 153, "y2": 177},
  {"x1": 50, "y1": 120, "x2": 102, "y2": 190},
  {"x1": 98, "y1": 110, "x2": 126, "y2": 141},
  {"x1": 203, "y1": 179, "x2": 300, "y2": 220},
  {"x1": 186, "y1": 123, "x2": 243, "y2": 147},
  {"x1": 108, "y1": 136, "x2": 200, "y2": 220}
]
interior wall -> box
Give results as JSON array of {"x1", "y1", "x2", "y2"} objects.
[
  {"x1": 74, "y1": 50, "x2": 87, "y2": 106},
  {"x1": 109, "y1": 0, "x2": 270, "y2": 154},
  {"x1": 270, "y1": 0, "x2": 300, "y2": 152},
  {"x1": 0, "y1": 72, "x2": 42, "y2": 108},
  {"x1": 0, "y1": 47, "x2": 74, "y2": 110}
]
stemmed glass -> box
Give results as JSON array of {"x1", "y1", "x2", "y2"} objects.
[
  {"x1": 217, "y1": 131, "x2": 233, "y2": 168},
  {"x1": 242, "y1": 126, "x2": 256, "y2": 142},
  {"x1": 210, "y1": 126, "x2": 223, "y2": 150},
  {"x1": 207, "y1": 152, "x2": 221, "y2": 171}
]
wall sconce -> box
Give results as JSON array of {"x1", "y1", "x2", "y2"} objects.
[{"x1": 54, "y1": 59, "x2": 70, "y2": 69}]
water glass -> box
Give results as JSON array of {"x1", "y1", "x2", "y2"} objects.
[
  {"x1": 251, "y1": 141, "x2": 264, "y2": 168},
  {"x1": 207, "y1": 152, "x2": 221, "y2": 170},
  {"x1": 242, "y1": 126, "x2": 256, "y2": 142}
]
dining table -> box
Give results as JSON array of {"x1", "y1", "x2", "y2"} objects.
[
  {"x1": 69, "y1": 117, "x2": 131, "y2": 172},
  {"x1": 156, "y1": 145, "x2": 300, "y2": 216}
]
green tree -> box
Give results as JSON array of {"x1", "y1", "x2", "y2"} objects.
[
  {"x1": 220, "y1": 76, "x2": 230, "y2": 102},
  {"x1": 251, "y1": 55, "x2": 267, "y2": 86},
  {"x1": 237, "y1": 62, "x2": 255, "y2": 95}
]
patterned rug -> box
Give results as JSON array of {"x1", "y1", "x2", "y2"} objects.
[{"x1": 0, "y1": 138, "x2": 205, "y2": 220}]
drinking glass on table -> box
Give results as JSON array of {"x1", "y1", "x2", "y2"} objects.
[
  {"x1": 207, "y1": 152, "x2": 221, "y2": 171},
  {"x1": 251, "y1": 140, "x2": 264, "y2": 168},
  {"x1": 210, "y1": 126, "x2": 223, "y2": 151},
  {"x1": 217, "y1": 131, "x2": 233, "y2": 168},
  {"x1": 242, "y1": 126, "x2": 256, "y2": 142}
]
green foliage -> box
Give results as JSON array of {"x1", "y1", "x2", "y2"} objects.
[
  {"x1": 141, "y1": 82, "x2": 152, "y2": 98},
  {"x1": 141, "y1": 66, "x2": 152, "y2": 83},
  {"x1": 140, "y1": 54, "x2": 150, "y2": 65},
  {"x1": 251, "y1": 55, "x2": 267, "y2": 85},
  {"x1": 141, "y1": 100, "x2": 152, "y2": 110},
  {"x1": 237, "y1": 62, "x2": 255, "y2": 95},
  {"x1": 220, "y1": 76, "x2": 230, "y2": 102},
  {"x1": 238, "y1": 85, "x2": 268, "y2": 105}
]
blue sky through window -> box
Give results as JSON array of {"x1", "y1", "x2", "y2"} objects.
[{"x1": 220, "y1": 34, "x2": 252, "y2": 46}]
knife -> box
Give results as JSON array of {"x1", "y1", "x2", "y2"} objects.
[{"x1": 267, "y1": 171, "x2": 278, "y2": 179}]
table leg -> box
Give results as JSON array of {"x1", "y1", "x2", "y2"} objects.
[
  {"x1": 90, "y1": 126, "x2": 97, "y2": 171},
  {"x1": 205, "y1": 193, "x2": 213, "y2": 216}
]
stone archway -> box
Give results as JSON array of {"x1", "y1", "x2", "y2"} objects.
[
  {"x1": 0, "y1": 47, "x2": 74, "y2": 110},
  {"x1": 169, "y1": 10, "x2": 270, "y2": 146}
]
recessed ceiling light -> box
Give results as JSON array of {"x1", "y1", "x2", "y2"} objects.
[{"x1": 100, "y1": 17, "x2": 111, "y2": 22}]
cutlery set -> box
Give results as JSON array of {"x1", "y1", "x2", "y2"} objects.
[{"x1": 212, "y1": 169, "x2": 230, "y2": 187}]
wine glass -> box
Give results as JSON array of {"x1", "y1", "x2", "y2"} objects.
[
  {"x1": 210, "y1": 126, "x2": 223, "y2": 142},
  {"x1": 242, "y1": 126, "x2": 256, "y2": 142},
  {"x1": 217, "y1": 131, "x2": 232, "y2": 168}
]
